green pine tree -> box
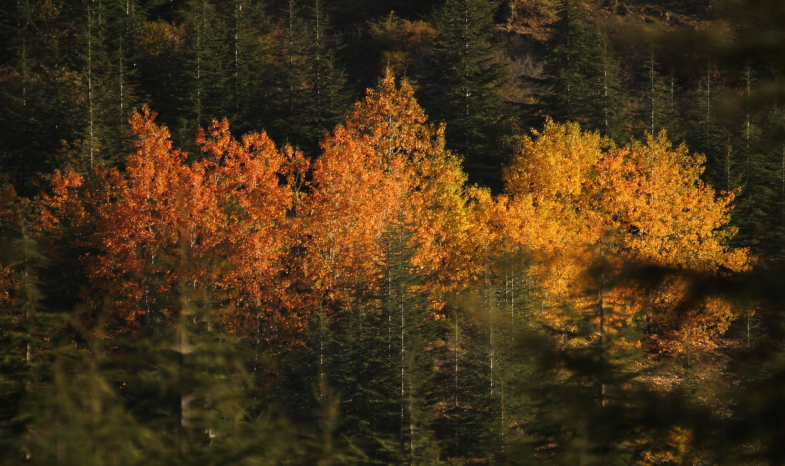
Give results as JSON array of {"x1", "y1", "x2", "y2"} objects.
[
  {"x1": 268, "y1": 0, "x2": 348, "y2": 156},
  {"x1": 634, "y1": 47, "x2": 680, "y2": 140},
  {"x1": 419, "y1": 0, "x2": 512, "y2": 191},
  {"x1": 534, "y1": 0, "x2": 589, "y2": 124},
  {"x1": 686, "y1": 59, "x2": 736, "y2": 192},
  {"x1": 536, "y1": 2, "x2": 628, "y2": 142},
  {"x1": 223, "y1": 0, "x2": 275, "y2": 136},
  {"x1": 581, "y1": 27, "x2": 628, "y2": 142},
  {"x1": 0, "y1": 214, "x2": 62, "y2": 461},
  {"x1": 0, "y1": 0, "x2": 87, "y2": 195}
]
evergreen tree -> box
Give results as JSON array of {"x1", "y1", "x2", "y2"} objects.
[
  {"x1": 382, "y1": 214, "x2": 442, "y2": 464},
  {"x1": 92, "y1": 0, "x2": 141, "y2": 164},
  {"x1": 419, "y1": 0, "x2": 511, "y2": 191},
  {"x1": 308, "y1": 0, "x2": 348, "y2": 148},
  {"x1": 536, "y1": 1, "x2": 628, "y2": 142},
  {"x1": 0, "y1": 206, "x2": 61, "y2": 460},
  {"x1": 686, "y1": 59, "x2": 735, "y2": 192},
  {"x1": 634, "y1": 48, "x2": 682, "y2": 140},
  {"x1": 170, "y1": 0, "x2": 231, "y2": 152},
  {"x1": 509, "y1": 283, "x2": 709, "y2": 465},
  {"x1": 535, "y1": 0, "x2": 588, "y2": 124},
  {"x1": 268, "y1": 0, "x2": 348, "y2": 156},
  {"x1": 224, "y1": 0, "x2": 275, "y2": 136},
  {"x1": 302, "y1": 213, "x2": 442, "y2": 464},
  {"x1": 581, "y1": 27, "x2": 628, "y2": 142},
  {"x1": 0, "y1": 0, "x2": 86, "y2": 195},
  {"x1": 733, "y1": 100, "x2": 785, "y2": 260},
  {"x1": 17, "y1": 337, "x2": 144, "y2": 466},
  {"x1": 75, "y1": 0, "x2": 143, "y2": 168}
]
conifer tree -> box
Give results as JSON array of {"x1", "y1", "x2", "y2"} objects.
[
  {"x1": 18, "y1": 336, "x2": 144, "y2": 466},
  {"x1": 732, "y1": 101, "x2": 785, "y2": 259},
  {"x1": 268, "y1": 0, "x2": 348, "y2": 156},
  {"x1": 0, "y1": 195, "x2": 61, "y2": 460},
  {"x1": 537, "y1": 1, "x2": 628, "y2": 141},
  {"x1": 171, "y1": 0, "x2": 230, "y2": 152},
  {"x1": 224, "y1": 0, "x2": 275, "y2": 136},
  {"x1": 419, "y1": 0, "x2": 511, "y2": 190},
  {"x1": 634, "y1": 47, "x2": 680, "y2": 140},
  {"x1": 511, "y1": 301, "x2": 697, "y2": 465},
  {"x1": 581, "y1": 26, "x2": 628, "y2": 141},
  {"x1": 75, "y1": 0, "x2": 142, "y2": 168},
  {"x1": 308, "y1": 0, "x2": 348, "y2": 149},
  {"x1": 382, "y1": 213, "x2": 442, "y2": 464},
  {"x1": 535, "y1": 0, "x2": 589, "y2": 124},
  {"x1": 0, "y1": 0, "x2": 85, "y2": 195},
  {"x1": 686, "y1": 59, "x2": 735, "y2": 192},
  {"x1": 92, "y1": 0, "x2": 141, "y2": 163}
]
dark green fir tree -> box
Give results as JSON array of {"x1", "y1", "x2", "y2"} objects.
[
  {"x1": 634, "y1": 47, "x2": 680, "y2": 140},
  {"x1": 268, "y1": 0, "x2": 348, "y2": 156},
  {"x1": 536, "y1": 1, "x2": 628, "y2": 141},
  {"x1": 686, "y1": 59, "x2": 736, "y2": 192},
  {"x1": 419, "y1": 0, "x2": 512, "y2": 191}
]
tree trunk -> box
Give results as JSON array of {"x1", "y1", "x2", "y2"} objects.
[{"x1": 87, "y1": 0, "x2": 94, "y2": 166}]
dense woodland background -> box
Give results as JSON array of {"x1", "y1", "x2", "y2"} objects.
[{"x1": 1, "y1": 0, "x2": 785, "y2": 464}]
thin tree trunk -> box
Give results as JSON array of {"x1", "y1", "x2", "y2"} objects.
[
  {"x1": 180, "y1": 302, "x2": 194, "y2": 457},
  {"x1": 196, "y1": 0, "x2": 206, "y2": 126},
  {"x1": 484, "y1": 259, "x2": 494, "y2": 396},
  {"x1": 88, "y1": 0, "x2": 94, "y2": 166},
  {"x1": 454, "y1": 307, "x2": 459, "y2": 451},
  {"x1": 315, "y1": 0, "x2": 321, "y2": 125},
  {"x1": 746, "y1": 309, "x2": 751, "y2": 349},
  {"x1": 670, "y1": 67, "x2": 674, "y2": 115},
  {"x1": 388, "y1": 239, "x2": 393, "y2": 360},
  {"x1": 119, "y1": 40, "x2": 124, "y2": 132},
  {"x1": 235, "y1": 0, "x2": 240, "y2": 113},
  {"x1": 21, "y1": 2, "x2": 27, "y2": 194},
  {"x1": 319, "y1": 305, "x2": 325, "y2": 399},
  {"x1": 706, "y1": 59, "x2": 712, "y2": 151},
  {"x1": 725, "y1": 136, "x2": 731, "y2": 191},
  {"x1": 288, "y1": 0, "x2": 295, "y2": 138},
  {"x1": 463, "y1": 0, "x2": 469, "y2": 150},
  {"x1": 598, "y1": 243, "x2": 606, "y2": 407},
  {"x1": 409, "y1": 361, "x2": 415, "y2": 463},
  {"x1": 22, "y1": 224, "x2": 31, "y2": 366},
  {"x1": 500, "y1": 373, "x2": 505, "y2": 454},
  {"x1": 745, "y1": 64, "x2": 751, "y2": 181},
  {"x1": 602, "y1": 33, "x2": 609, "y2": 132},
  {"x1": 650, "y1": 48, "x2": 655, "y2": 135},
  {"x1": 399, "y1": 215, "x2": 406, "y2": 453},
  {"x1": 130, "y1": 0, "x2": 137, "y2": 69}
]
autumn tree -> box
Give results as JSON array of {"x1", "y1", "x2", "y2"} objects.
[
  {"x1": 194, "y1": 116, "x2": 308, "y2": 343},
  {"x1": 38, "y1": 106, "x2": 305, "y2": 338},
  {"x1": 499, "y1": 121, "x2": 749, "y2": 464},
  {"x1": 503, "y1": 120, "x2": 749, "y2": 355},
  {"x1": 303, "y1": 69, "x2": 479, "y2": 309},
  {"x1": 296, "y1": 70, "x2": 492, "y2": 462}
]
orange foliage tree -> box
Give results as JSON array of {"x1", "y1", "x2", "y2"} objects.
[
  {"x1": 502, "y1": 120, "x2": 749, "y2": 354},
  {"x1": 195, "y1": 117, "x2": 308, "y2": 340},
  {"x1": 302, "y1": 70, "x2": 487, "y2": 313},
  {"x1": 38, "y1": 106, "x2": 305, "y2": 336}
]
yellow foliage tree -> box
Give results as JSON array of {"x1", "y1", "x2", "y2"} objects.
[{"x1": 503, "y1": 120, "x2": 749, "y2": 354}]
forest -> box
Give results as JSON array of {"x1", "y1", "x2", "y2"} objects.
[{"x1": 1, "y1": 0, "x2": 785, "y2": 464}]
